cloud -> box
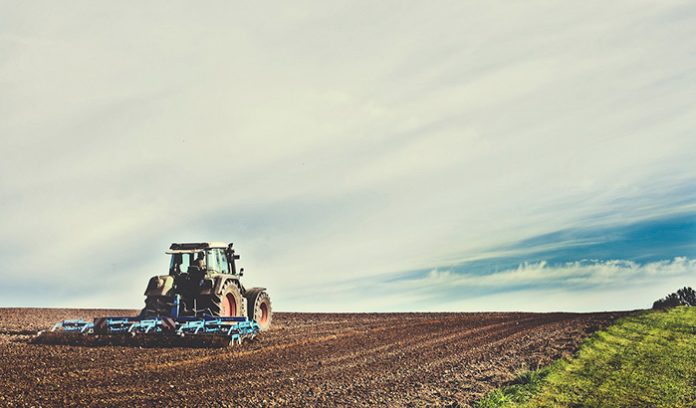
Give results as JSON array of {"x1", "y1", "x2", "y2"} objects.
[
  {"x1": 413, "y1": 257, "x2": 695, "y2": 289},
  {"x1": 286, "y1": 257, "x2": 695, "y2": 312},
  {"x1": 286, "y1": 212, "x2": 696, "y2": 312},
  {"x1": 0, "y1": 1, "x2": 695, "y2": 310}
]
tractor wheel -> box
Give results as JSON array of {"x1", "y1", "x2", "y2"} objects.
[
  {"x1": 199, "y1": 280, "x2": 244, "y2": 317},
  {"x1": 246, "y1": 290, "x2": 272, "y2": 331},
  {"x1": 141, "y1": 295, "x2": 174, "y2": 317}
]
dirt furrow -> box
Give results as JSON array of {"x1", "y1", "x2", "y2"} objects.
[{"x1": 0, "y1": 308, "x2": 627, "y2": 407}]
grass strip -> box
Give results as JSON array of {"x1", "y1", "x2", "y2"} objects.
[{"x1": 476, "y1": 306, "x2": 696, "y2": 408}]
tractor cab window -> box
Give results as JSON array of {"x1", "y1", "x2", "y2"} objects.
[
  {"x1": 169, "y1": 253, "x2": 191, "y2": 275},
  {"x1": 206, "y1": 249, "x2": 223, "y2": 273},
  {"x1": 218, "y1": 250, "x2": 229, "y2": 273}
]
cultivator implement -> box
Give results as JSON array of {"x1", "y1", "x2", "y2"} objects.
[
  {"x1": 34, "y1": 315, "x2": 260, "y2": 348},
  {"x1": 34, "y1": 296, "x2": 261, "y2": 348}
]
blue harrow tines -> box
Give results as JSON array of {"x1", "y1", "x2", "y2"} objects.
[
  {"x1": 49, "y1": 319, "x2": 94, "y2": 334},
  {"x1": 93, "y1": 316, "x2": 177, "y2": 335},
  {"x1": 177, "y1": 316, "x2": 261, "y2": 345},
  {"x1": 34, "y1": 315, "x2": 261, "y2": 348}
]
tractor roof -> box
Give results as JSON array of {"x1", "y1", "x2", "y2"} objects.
[{"x1": 167, "y1": 242, "x2": 230, "y2": 253}]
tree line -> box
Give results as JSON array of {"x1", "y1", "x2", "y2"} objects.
[{"x1": 652, "y1": 286, "x2": 696, "y2": 309}]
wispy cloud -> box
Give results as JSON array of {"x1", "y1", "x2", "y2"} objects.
[
  {"x1": 0, "y1": 1, "x2": 694, "y2": 310},
  {"x1": 413, "y1": 257, "x2": 695, "y2": 290},
  {"x1": 288, "y1": 213, "x2": 696, "y2": 311},
  {"x1": 287, "y1": 257, "x2": 695, "y2": 312}
]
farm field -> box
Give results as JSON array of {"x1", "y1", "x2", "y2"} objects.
[{"x1": 0, "y1": 308, "x2": 626, "y2": 407}]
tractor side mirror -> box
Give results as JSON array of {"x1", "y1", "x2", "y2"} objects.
[{"x1": 239, "y1": 268, "x2": 244, "y2": 276}]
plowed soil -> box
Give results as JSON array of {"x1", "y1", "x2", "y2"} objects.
[{"x1": 0, "y1": 308, "x2": 626, "y2": 407}]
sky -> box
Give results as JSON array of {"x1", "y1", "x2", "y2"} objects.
[{"x1": 0, "y1": 1, "x2": 695, "y2": 312}]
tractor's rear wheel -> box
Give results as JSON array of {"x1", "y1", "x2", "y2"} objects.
[
  {"x1": 141, "y1": 295, "x2": 174, "y2": 317},
  {"x1": 198, "y1": 280, "x2": 244, "y2": 317},
  {"x1": 246, "y1": 290, "x2": 272, "y2": 331}
]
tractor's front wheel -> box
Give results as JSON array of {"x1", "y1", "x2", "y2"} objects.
[{"x1": 246, "y1": 290, "x2": 272, "y2": 331}]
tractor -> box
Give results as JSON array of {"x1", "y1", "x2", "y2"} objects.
[{"x1": 141, "y1": 242, "x2": 272, "y2": 330}]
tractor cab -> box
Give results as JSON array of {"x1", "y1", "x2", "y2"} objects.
[{"x1": 166, "y1": 242, "x2": 242, "y2": 276}]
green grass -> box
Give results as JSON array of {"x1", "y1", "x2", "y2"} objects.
[{"x1": 476, "y1": 307, "x2": 696, "y2": 408}]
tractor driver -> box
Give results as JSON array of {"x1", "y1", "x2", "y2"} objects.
[{"x1": 194, "y1": 251, "x2": 206, "y2": 270}]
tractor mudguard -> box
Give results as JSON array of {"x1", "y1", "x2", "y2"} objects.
[
  {"x1": 245, "y1": 287, "x2": 267, "y2": 295},
  {"x1": 144, "y1": 275, "x2": 174, "y2": 297},
  {"x1": 244, "y1": 287, "x2": 267, "y2": 306},
  {"x1": 244, "y1": 287, "x2": 267, "y2": 305}
]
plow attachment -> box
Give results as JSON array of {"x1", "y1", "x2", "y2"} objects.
[{"x1": 33, "y1": 315, "x2": 260, "y2": 348}]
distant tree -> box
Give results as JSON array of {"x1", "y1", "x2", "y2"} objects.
[
  {"x1": 677, "y1": 287, "x2": 696, "y2": 306},
  {"x1": 652, "y1": 286, "x2": 696, "y2": 309}
]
